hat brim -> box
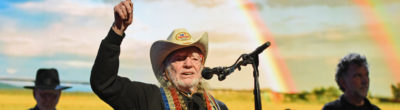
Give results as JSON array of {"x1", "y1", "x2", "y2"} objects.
[
  {"x1": 150, "y1": 32, "x2": 208, "y2": 82},
  {"x1": 24, "y1": 85, "x2": 71, "y2": 90}
]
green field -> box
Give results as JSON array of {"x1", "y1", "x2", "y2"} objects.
[
  {"x1": 0, "y1": 89, "x2": 111, "y2": 110},
  {"x1": 1, "y1": 89, "x2": 399, "y2": 110}
]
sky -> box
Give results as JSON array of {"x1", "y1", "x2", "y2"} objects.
[{"x1": 0, "y1": 0, "x2": 399, "y2": 97}]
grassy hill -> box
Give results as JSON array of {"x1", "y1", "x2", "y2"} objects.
[
  {"x1": 0, "y1": 82, "x2": 20, "y2": 89},
  {"x1": 0, "y1": 89, "x2": 399, "y2": 110}
]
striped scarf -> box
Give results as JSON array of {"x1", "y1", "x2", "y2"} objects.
[{"x1": 160, "y1": 86, "x2": 221, "y2": 110}]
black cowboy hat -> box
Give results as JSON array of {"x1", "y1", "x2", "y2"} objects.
[{"x1": 24, "y1": 68, "x2": 71, "y2": 90}]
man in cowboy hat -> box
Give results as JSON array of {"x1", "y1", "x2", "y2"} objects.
[
  {"x1": 90, "y1": 0, "x2": 227, "y2": 110},
  {"x1": 24, "y1": 68, "x2": 71, "y2": 110}
]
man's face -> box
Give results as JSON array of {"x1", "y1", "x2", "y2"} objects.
[
  {"x1": 341, "y1": 64, "x2": 369, "y2": 98},
  {"x1": 34, "y1": 89, "x2": 61, "y2": 110},
  {"x1": 165, "y1": 47, "x2": 203, "y2": 91}
]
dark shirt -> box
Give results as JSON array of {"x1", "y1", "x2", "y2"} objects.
[
  {"x1": 28, "y1": 105, "x2": 56, "y2": 110},
  {"x1": 28, "y1": 106, "x2": 40, "y2": 110},
  {"x1": 90, "y1": 28, "x2": 228, "y2": 110},
  {"x1": 322, "y1": 95, "x2": 380, "y2": 110}
]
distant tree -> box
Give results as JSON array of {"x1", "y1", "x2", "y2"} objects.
[
  {"x1": 280, "y1": 86, "x2": 340, "y2": 103},
  {"x1": 325, "y1": 86, "x2": 341, "y2": 101},
  {"x1": 391, "y1": 83, "x2": 400, "y2": 101},
  {"x1": 310, "y1": 86, "x2": 340, "y2": 103},
  {"x1": 312, "y1": 87, "x2": 326, "y2": 101},
  {"x1": 298, "y1": 91, "x2": 310, "y2": 101}
]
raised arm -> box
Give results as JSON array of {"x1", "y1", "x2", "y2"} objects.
[
  {"x1": 90, "y1": 1, "x2": 164, "y2": 109},
  {"x1": 90, "y1": 0, "x2": 134, "y2": 108}
]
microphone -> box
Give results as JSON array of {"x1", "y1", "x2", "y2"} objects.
[
  {"x1": 201, "y1": 67, "x2": 215, "y2": 80},
  {"x1": 202, "y1": 66, "x2": 233, "y2": 81},
  {"x1": 248, "y1": 41, "x2": 271, "y2": 57},
  {"x1": 202, "y1": 41, "x2": 271, "y2": 81}
]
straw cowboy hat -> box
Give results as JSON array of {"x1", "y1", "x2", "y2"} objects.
[
  {"x1": 24, "y1": 68, "x2": 71, "y2": 90},
  {"x1": 150, "y1": 28, "x2": 208, "y2": 82}
]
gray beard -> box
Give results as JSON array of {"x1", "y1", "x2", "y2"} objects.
[
  {"x1": 168, "y1": 72, "x2": 201, "y2": 91},
  {"x1": 163, "y1": 63, "x2": 205, "y2": 92}
]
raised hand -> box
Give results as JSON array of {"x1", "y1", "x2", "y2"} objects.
[{"x1": 112, "y1": 0, "x2": 134, "y2": 36}]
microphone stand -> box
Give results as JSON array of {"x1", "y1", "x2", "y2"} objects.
[
  {"x1": 228, "y1": 43, "x2": 267, "y2": 110},
  {"x1": 208, "y1": 42, "x2": 269, "y2": 110},
  {"x1": 237, "y1": 53, "x2": 262, "y2": 110}
]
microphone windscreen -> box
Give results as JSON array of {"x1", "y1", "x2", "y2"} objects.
[{"x1": 201, "y1": 67, "x2": 213, "y2": 80}]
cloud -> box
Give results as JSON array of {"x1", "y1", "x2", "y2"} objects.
[
  {"x1": 1, "y1": 0, "x2": 111, "y2": 56},
  {"x1": 187, "y1": 0, "x2": 226, "y2": 8},
  {"x1": 6, "y1": 68, "x2": 17, "y2": 75},
  {"x1": 264, "y1": 0, "x2": 400, "y2": 7},
  {"x1": 0, "y1": 0, "x2": 249, "y2": 59},
  {"x1": 0, "y1": 0, "x2": 150, "y2": 60},
  {"x1": 45, "y1": 60, "x2": 93, "y2": 68},
  {"x1": 14, "y1": 0, "x2": 112, "y2": 18}
]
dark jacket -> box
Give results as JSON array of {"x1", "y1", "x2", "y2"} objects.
[
  {"x1": 29, "y1": 105, "x2": 55, "y2": 110},
  {"x1": 322, "y1": 95, "x2": 380, "y2": 110},
  {"x1": 29, "y1": 106, "x2": 40, "y2": 110},
  {"x1": 90, "y1": 28, "x2": 228, "y2": 110}
]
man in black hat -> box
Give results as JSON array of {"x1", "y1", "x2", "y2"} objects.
[
  {"x1": 24, "y1": 68, "x2": 71, "y2": 110},
  {"x1": 322, "y1": 53, "x2": 380, "y2": 110}
]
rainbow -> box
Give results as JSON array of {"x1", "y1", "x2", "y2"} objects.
[
  {"x1": 353, "y1": 0, "x2": 400, "y2": 82},
  {"x1": 235, "y1": 0, "x2": 297, "y2": 93}
]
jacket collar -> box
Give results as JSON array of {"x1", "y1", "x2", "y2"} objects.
[
  {"x1": 29, "y1": 105, "x2": 56, "y2": 110},
  {"x1": 339, "y1": 95, "x2": 372, "y2": 107}
]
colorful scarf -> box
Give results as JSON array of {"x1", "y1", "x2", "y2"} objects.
[{"x1": 160, "y1": 86, "x2": 221, "y2": 110}]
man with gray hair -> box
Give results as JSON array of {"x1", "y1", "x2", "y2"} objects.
[
  {"x1": 90, "y1": 0, "x2": 227, "y2": 110},
  {"x1": 323, "y1": 53, "x2": 380, "y2": 110}
]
